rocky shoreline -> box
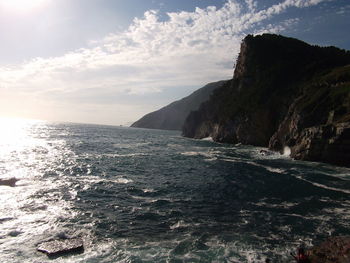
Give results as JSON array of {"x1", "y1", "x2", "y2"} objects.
[
  {"x1": 308, "y1": 236, "x2": 350, "y2": 263},
  {"x1": 182, "y1": 34, "x2": 350, "y2": 167}
]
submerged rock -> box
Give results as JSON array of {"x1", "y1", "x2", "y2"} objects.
[
  {"x1": 37, "y1": 238, "x2": 84, "y2": 258},
  {"x1": 308, "y1": 236, "x2": 350, "y2": 263}
]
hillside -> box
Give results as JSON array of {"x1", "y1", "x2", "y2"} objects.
[
  {"x1": 131, "y1": 80, "x2": 227, "y2": 130},
  {"x1": 182, "y1": 34, "x2": 350, "y2": 167}
]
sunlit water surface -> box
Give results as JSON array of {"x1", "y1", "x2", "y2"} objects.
[{"x1": 0, "y1": 119, "x2": 350, "y2": 262}]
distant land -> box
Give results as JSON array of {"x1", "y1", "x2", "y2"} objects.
[{"x1": 131, "y1": 80, "x2": 227, "y2": 130}]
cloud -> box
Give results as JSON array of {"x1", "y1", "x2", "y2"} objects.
[
  {"x1": 0, "y1": 0, "x2": 330, "y2": 124},
  {"x1": 336, "y1": 4, "x2": 350, "y2": 15}
]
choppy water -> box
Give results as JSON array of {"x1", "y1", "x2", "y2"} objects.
[{"x1": 1, "y1": 119, "x2": 350, "y2": 263}]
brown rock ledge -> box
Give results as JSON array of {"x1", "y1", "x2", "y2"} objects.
[{"x1": 308, "y1": 236, "x2": 350, "y2": 263}]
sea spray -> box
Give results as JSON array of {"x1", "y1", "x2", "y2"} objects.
[{"x1": 283, "y1": 146, "x2": 291, "y2": 156}]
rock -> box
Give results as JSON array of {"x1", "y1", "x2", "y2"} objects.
[
  {"x1": 269, "y1": 65, "x2": 350, "y2": 167},
  {"x1": 182, "y1": 33, "x2": 350, "y2": 167},
  {"x1": 37, "y1": 238, "x2": 84, "y2": 258},
  {"x1": 259, "y1": 149, "x2": 273, "y2": 156},
  {"x1": 0, "y1": 177, "x2": 18, "y2": 187},
  {"x1": 308, "y1": 236, "x2": 350, "y2": 263},
  {"x1": 290, "y1": 122, "x2": 350, "y2": 166}
]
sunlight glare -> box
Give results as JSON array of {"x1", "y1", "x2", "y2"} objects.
[
  {"x1": 0, "y1": 117, "x2": 41, "y2": 152},
  {"x1": 0, "y1": 0, "x2": 48, "y2": 13}
]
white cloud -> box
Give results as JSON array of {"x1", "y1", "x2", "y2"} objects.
[{"x1": 0, "y1": 0, "x2": 329, "y2": 124}]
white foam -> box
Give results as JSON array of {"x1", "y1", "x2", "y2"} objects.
[
  {"x1": 222, "y1": 158, "x2": 240, "y2": 163},
  {"x1": 294, "y1": 175, "x2": 350, "y2": 194},
  {"x1": 322, "y1": 207, "x2": 350, "y2": 220},
  {"x1": 283, "y1": 146, "x2": 291, "y2": 156},
  {"x1": 253, "y1": 201, "x2": 298, "y2": 209},
  {"x1": 181, "y1": 151, "x2": 200, "y2": 156},
  {"x1": 170, "y1": 220, "x2": 191, "y2": 230},
  {"x1": 263, "y1": 166, "x2": 286, "y2": 174},
  {"x1": 112, "y1": 178, "x2": 133, "y2": 184},
  {"x1": 142, "y1": 188, "x2": 155, "y2": 193},
  {"x1": 103, "y1": 153, "x2": 147, "y2": 158},
  {"x1": 201, "y1": 137, "x2": 213, "y2": 141},
  {"x1": 204, "y1": 158, "x2": 217, "y2": 162},
  {"x1": 244, "y1": 161, "x2": 286, "y2": 174},
  {"x1": 78, "y1": 175, "x2": 133, "y2": 185},
  {"x1": 112, "y1": 142, "x2": 151, "y2": 149},
  {"x1": 305, "y1": 180, "x2": 350, "y2": 194},
  {"x1": 181, "y1": 151, "x2": 214, "y2": 159}
]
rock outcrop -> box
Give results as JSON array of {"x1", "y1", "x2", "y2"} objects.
[
  {"x1": 269, "y1": 65, "x2": 350, "y2": 166},
  {"x1": 182, "y1": 34, "x2": 350, "y2": 167},
  {"x1": 131, "y1": 80, "x2": 227, "y2": 131},
  {"x1": 0, "y1": 177, "x2": 18, "y2": 187},
  {"x1": 308, "y1": 236, "x2": 350, "y2": 263},
  {"x1": 37, "y1": 238, "x2": 84, "y2": 258}
]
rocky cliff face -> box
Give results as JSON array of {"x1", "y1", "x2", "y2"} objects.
[
  {"x1": 182, "y1": 34, "x2": 350, "y2": 167},
  {"x1": 269, "y1": 65, "x2": 350, "y2": 166},
  {"x1": 131, "y1": 80, "x2": 227, "y2": 131}
]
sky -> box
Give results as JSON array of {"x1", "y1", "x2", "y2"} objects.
[{"x1": 0, "y1": 0, "x2": 349, "y2": 125}]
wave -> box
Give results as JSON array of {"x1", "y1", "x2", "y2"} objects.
[
  {"x1": 283, "y1": 146, "x2": 291, "y2": 156},
  {"x1": 112, "y1": 178, "x2": 133, "y2": 184},
  {"x1": 170, "y1": 220, "x2": 192, "y2": 230},
  {"x1": 201, "y1": 137, "x2": 213, "y2": 141},
  {"x1": 103, "y1": 153, "x2": 148, "y2": 158},
  {"x1": 293, "y1": 175, "x2": 350, "y2": 194},
  {"x1": 180, "y1": 151, "x2": 219, "y2": 162}
]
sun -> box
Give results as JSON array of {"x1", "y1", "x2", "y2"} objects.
[{"x1": 0, "y1": 0, "x2": 48, "y2": 13}]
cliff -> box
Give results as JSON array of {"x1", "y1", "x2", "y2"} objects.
[
  {"x1": 131, "y1": 80, "x2": 227, "y2": 130},
  {"x1": 182, "y1": 34, "x2": 350, "y2": 167}
]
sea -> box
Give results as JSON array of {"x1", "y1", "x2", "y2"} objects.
[{"x1": 1, "y1": 119, "x2": 350, "y2": 263}]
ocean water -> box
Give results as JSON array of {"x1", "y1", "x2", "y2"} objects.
[{"x1": 1, "y1": 120, "x2": 350, "y2": 263}]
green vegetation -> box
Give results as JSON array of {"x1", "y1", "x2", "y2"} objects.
[{"x1": 296, "y1": 65, "x2": 350, "y2": 126}]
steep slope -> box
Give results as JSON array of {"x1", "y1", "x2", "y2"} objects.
[
  {"x1": 182, "y1": 34, "x2": 350, "y2": 166},
  {"x1": 131, "y1": 80, "x2": 227, "y2": 130},
  {"x1": 269, "y1": 65, "x2": 350, "y2": 166}
]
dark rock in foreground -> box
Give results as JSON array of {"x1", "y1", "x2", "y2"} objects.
[
  {"x1": 0, "y1": 177, "x2": 18, "y2": 187},
  {"x1": 308, "y1": 236, "x2": 350, "y2": 263},
  {"x1": 37, "y1": 238, "x2": 84, "y2": 258}
]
